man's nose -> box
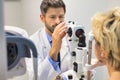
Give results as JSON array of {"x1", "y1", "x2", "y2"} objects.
[{"x1": 55, "y1": 18, "x2": 61, "y2": 24}]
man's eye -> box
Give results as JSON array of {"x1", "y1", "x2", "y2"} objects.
[
  {"x1": 50, "y1": 17, "x2": 55, "y2": 19},
  {"x1": 59, "y1": 16, "x2": 64, "y2": 19}
]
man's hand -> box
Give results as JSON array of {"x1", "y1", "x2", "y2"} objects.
[
  {"x1": 54, "y1": 75, "x2": 63, "y2": 80},
  {"x1": 50, "y1": 22, "x2": 67, "y2": 61}
]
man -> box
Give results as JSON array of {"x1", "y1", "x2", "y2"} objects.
[{"x1": 30, "y1": 0, "x2": 71, "y2": 80}]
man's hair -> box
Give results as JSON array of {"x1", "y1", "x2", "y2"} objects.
[{"x1": 40, "y1": 0, "x2": 66, "y2": 16}]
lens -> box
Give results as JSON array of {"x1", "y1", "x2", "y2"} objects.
[
  {"x1": 75, "y1": 29, "x2": 84, "y2": 38},
  {"x1": 75, "y1": 29, "x2": 86, "y2": 47},
  {"x1": 78, "y1": 34, "x2": 86, "y2": 47}
]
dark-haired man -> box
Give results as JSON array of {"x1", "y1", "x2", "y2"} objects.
[{"x1": 30, "y1": 0, "x2": 71, "y2": 80}]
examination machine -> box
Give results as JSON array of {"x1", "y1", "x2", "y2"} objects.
[
  {"x1": 5, "y1": 26, "x2": 38, "y2": 80},
  {"x1": 63, "y1": 21, "x2": 102, "y2": 80}
]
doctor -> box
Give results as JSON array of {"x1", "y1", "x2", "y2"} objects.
[{"x1": 30, "y1": 0, "x2": 71, "y2": 80}]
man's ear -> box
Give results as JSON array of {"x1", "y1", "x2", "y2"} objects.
[{"x1": 40, "y1": 14, "x2": 45, "y2": 23}]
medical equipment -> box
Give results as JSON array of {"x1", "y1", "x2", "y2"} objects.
[
  {"x1": 6, "y1": 28, "x2": 38, "y2": 80},
  {"x1": 67, "y1": 21, "x2": 87, "y2": 80},
  {"x1": 66, "y1": 21, "x2": 95, "y2": 80}
]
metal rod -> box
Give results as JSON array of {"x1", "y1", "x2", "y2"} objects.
[
  {"x1": 0, "y1": 0, "x2": 7, "y2": 80},
  {"x1": 87, "y1": 41, "x2": 92, "y2": 80}
]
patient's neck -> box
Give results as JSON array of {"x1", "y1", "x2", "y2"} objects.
[
  {"x1": 109, "y1": 71, "x2": 120, "y2": 80},
  {"x1": 107, "y1": 63, "x2": 120, "y2": 80}
]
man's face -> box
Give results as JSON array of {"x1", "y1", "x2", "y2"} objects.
[{"x1": 42, "y1": 7, "x2": 65, "y2": 35}]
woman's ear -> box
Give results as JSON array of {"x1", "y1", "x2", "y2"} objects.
[
  {"x1": 40, "y1": 14, "x2": 45, "y2": 23},
  {"x1": 100, "y1": 48, "x2": 106, "y2": 58}
]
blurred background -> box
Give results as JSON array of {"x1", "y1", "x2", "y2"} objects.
[{"x1": 3, "y1": 0, "x2": 120, "y2": 80}]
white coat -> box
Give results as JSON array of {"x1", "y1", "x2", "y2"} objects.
[{"x1": 30, "y1": 27, "x2": 72, "y2": 80}]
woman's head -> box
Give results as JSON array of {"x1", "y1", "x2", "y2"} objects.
[{"x1": 92, "y1": 7, "x2": 120, "y2": 71}]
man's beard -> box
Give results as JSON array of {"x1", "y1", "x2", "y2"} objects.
[{"x1": 45, "y1": 22, "x2": 59, "y2": 33}]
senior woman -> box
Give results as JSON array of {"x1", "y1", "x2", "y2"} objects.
[{"x1": 92, "y1": 7, "x2": 120, "y2": 80}]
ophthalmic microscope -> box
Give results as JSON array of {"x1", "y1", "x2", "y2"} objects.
[
  {"x1": 67, "y1": 21, "x2": 87, "y2": 80},
  {"x1": 54, "y1": 21, "x2": 104, "y2": 80},
  {"x1": 66, "y1": 21, "x2": 97, "y2": 80}
]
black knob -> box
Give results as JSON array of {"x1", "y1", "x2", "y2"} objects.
[{"x1": 68, "y1": 74, "x2": 73, "y2": 79}]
